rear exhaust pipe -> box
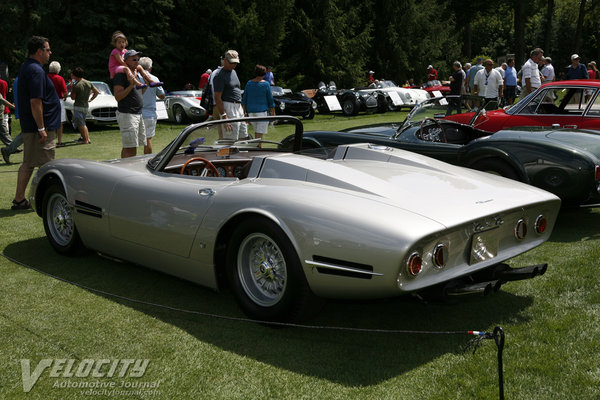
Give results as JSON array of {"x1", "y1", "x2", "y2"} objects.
[
  {"x1": 443, "y1": 280, "x2": 501, "y2": 296},
  {"x1": 494, "y1": 263, "x2": 548, "y2": 282}
]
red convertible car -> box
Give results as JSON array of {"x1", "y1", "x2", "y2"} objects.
[{"x1": 444, "y1": 80, "x2": 600, "y2": 131}]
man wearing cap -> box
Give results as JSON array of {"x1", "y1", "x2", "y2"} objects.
[
  {"x1": 520, "y1": 48, "x2": 544, "y2": 98},
  {"x1": 565, "y1": 54, "x2": 589, "y2": 80},
  {"x1": 427, "y1": 65, "x2": 438, "y2": 81},
  {"x1": 113, "y1": 49, "x2": 146, "y2": 158},
  {"x1": 367, "y1": 70, "x2": 375, "y2": 85},
  {"x1": 213, "y1": 49, "x2": 247, "y2": 140}
]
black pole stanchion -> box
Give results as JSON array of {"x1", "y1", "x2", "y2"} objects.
[{"x1": 493, "y1": 326, "x2": 505, "y2": 400}]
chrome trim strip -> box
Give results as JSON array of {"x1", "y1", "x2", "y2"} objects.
[{"x1": 305, "y1": 260, "x2": 384, "y2": 276}]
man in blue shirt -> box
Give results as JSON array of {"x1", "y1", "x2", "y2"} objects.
[
  {"x1": 504, "y1": 58, "x2": 518, "y2": 105},
  {"x1": 11, "y1": 36, "x2": 60, "y2": 210},
  {"x1": 565, "y1": 54, "x2": 589, "y2": 80}
]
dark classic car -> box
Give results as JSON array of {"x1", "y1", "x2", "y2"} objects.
[
  {"x1": 312, "y1": 81, "x2": 388, "y2": 116},
  {"x1": 271, "y1": 86, "x2": 316, "y2": 119},
  {"x1": 31, "y1": 115, "x2": 559, "y2": 322},
  {"x1": 444, "y1": 80, "x2": 600, "y2": 131},
  {"x1": 287, "y1": 97, "x2": 600, "y2": 206}
]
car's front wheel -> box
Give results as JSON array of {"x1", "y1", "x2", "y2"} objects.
[
  {"x1": 226, "y1": 217, "x2": 318, "y2": 323},
  {"x1": 303, "y1": 107, "x2": 315, "y2": 120},
  {"x1": 342, "y1": 98, "x2": 359, "y2": 116},
  {"x1": 173, "y1": 104, "x2": 187, "y2": 124},
  {"x1": 42, "y1": 181, "x2": 84, "y2": 255}
]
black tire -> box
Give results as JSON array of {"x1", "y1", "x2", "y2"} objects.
[
  {"x1": 303, "y1": 107, "x2": 315, "y2": 120},
  {"x1": 342, "y1": 98, "x2": 359, "y2": 116},
  {"x1": 173, "y1": 104, "x2": 187, "y2": 124},
  {"x1": 42, "y1": 181, "x2": 84, "y2": 255},
  {"x1": 376, "y1": 94, "x2": 389, "y2": 113},
  {"x1": 469, "y1": 158, "x2": 521, "y2": 181},
  {"x1": 226, "y1": 217, "x2": 318, "y2": 323}
]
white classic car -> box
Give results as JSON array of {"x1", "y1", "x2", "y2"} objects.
[
  {"x1": 63, "y1": 81, "x2": 118, "y2": 126},
  {"x1": 361, "y1": 80, "x2": 430, "y2": 110},
  {"x1": 31, "y1": 116, "x2": 560, "y2": 322}
]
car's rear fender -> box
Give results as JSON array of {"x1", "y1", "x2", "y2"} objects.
[{"x1": 462, "y1": 147, "x2": 529, "y2": 183}]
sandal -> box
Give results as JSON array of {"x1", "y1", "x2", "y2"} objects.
[{"x1": 11, "y1": 198, "x2": 31, "y2": 210}]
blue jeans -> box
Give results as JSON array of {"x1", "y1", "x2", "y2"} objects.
[{"x1": 6, "y1": 132, "x2": 23, "y2": 154}]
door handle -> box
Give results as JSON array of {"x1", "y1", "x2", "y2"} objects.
[
  {"x1": 199, "y1": 188, "x2": 215, "y2": 196},
  {"x1": 563, "y1": 125, "x2": 577, "y2": 129}
]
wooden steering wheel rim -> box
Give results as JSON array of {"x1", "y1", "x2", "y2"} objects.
[
  {"x1": 180, "y1": 157, "x2": 220, "y2": 176},
  {"x1": 419, "y1": 117, "x2": 446, "y2": 143}
]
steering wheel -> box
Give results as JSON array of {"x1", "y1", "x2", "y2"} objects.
[
  {"x1": 418, "y1": 118, "x2": 446, "y2": 143},
  {"x1": 180, "y1": 157, "x2": 220, "y2": 176}
]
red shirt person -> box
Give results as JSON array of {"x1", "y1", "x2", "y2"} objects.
[{"x1": 427, "y1": 65, "x2": 438, "y2": 81}]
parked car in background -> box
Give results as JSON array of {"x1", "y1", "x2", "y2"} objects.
[
  {"x1": 311, "y1": 81, "x2": 388, "y2": 116},
  {"x1": 290, "y1": 97, "x2": 600, "y2": 206},
  {"x1": 64, "y1": 81, "x2": 117, "y2": 126},
  {"x1": 164, "y1": 90, "x2": 207, "y2": 123},
  {"x1": 359, "y1": 80, "x2": 429, "y2": 110},
  {"x1": 271, "y1": 86, "x2": 316, "y2": 119},
  {"x1": 444, "y1": 80, "x2": 600, "y2": 131},
  {"x1": 31, "y1": 116, "x2": 559, "y2": 322},
  {"x1": 422, "y1": 80, "x2": 451, "y2": 97}
]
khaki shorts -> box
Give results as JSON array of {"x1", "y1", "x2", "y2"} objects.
[
  {"x1": 23, "y1": 130, "x2": 56, "y2": 168},
  {"x1": 117, "y1": 111, "x2": 146, "y2": 148}
]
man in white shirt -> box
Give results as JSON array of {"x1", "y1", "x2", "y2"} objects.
[
  {"x1": 474, "y1": 59, "x2": 504, "y2": 106},
  {"x1": 541, "y1": 57, "x2": 555, "y2": 83},
  {"x1": 520, "y1": 48, "x2": 544, "y2": 97}
]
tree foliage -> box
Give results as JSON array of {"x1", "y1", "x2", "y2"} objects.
[{"x1": 0, "y1": 0, "x2": 597, "y2": 89}]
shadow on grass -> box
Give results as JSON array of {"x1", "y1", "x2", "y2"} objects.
[
  {"x1": 5, "y1": 237, "x2": 533, "y2": 387},
  {"x1": 549, "y1": 206, "x2": 600, "y2": 242}
]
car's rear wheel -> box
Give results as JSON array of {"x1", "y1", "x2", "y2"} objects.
[
  {"x1": 226, "y1": 217, "x2": 318, "y2": 323},
  {"x1": 173, "y1": 104, "x2": 187, "y2": 124},
  {"x1": 470, "y1": 158, "x2": 521, "y2": 181},
  {"x1": 42, "y1": 181, "x2": 84, "y2": 255}
]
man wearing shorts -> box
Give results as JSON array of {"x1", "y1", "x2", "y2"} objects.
[
  {"x1": 213, "y1": 50, "x2": 247, "y2": 140},
  {"x1": 138, "y1": 57, "x2": 165, "y2": 154},
  {"x1": 113, "y1": 49, "x2": 145, "y2": 158},
  {"x1": 12, "y1": 36, "x2": 61, "y2": 210},
  {"x1": 70, "y1": 67, "x2": 98, "y2": 144}
]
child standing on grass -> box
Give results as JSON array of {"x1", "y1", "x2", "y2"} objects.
[{"x1": 108, "y1": 31, "x2": 162, "y2": 89}]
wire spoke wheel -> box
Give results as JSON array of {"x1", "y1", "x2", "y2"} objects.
[
  {"x1": 47, "y1": 192, "x2": 74, "y2": 246},
  {"x1": 237, "y1": 233, "x2": 287, "y2": 307}
]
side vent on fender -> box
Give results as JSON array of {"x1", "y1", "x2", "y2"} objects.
[{"x1": 306, "y1": 255, "x2": 381, "y2": 279}]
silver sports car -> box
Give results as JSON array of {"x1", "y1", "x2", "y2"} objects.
[
  {"x1": 30, "y1": 116, "x2": 561, "y2": 322},
  {"x1": 164, "y1": 90, "x2": 207, "y2": 123}
]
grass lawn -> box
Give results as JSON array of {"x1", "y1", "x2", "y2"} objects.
[{"x1": 1, "y1": 112, "x2": 599, "y2": 399}]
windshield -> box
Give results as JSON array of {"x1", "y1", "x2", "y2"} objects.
[
  {"x1": 92, "y1": 82, "x2": 112, "y2": 95},
  {"x1": 271, "y1": 86, "x2": 285, "y2": 96},
  {"x1": 148, "y1": 116, "x2": 302, "y2": 171}
]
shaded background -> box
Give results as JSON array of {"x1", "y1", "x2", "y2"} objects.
[{"x1": 0, "y1": 0, "x2": 597, "y2": 90}]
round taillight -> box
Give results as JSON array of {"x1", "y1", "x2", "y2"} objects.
[
  {"x1": 535, "y1": 215, "x2": 547, "y2": 234},
  {"x1": 432, "y1": 243, "x2": 448, "y2": 268},
  {"x1": 514, "y1": 219, "x2": 527, "y2": 240},
  {"x1": 406, "y1": 252, "x2": 423, "y2": 276}
]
